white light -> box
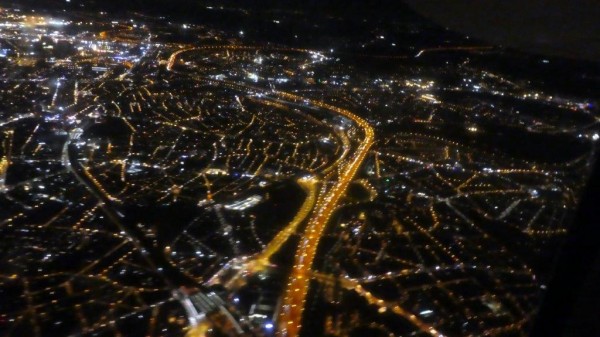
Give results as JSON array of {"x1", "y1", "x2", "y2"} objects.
[{"x1": 592, "y1": 133, "x2": 599, "y2": 141}]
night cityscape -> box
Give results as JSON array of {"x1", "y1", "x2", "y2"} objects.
[{"x1": 0, "y1": 1, "x2": 598, "y2": 337}]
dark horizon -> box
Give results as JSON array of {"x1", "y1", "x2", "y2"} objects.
[{"x1": 3, "y1": 0, "x2": 600, "y2": 62}]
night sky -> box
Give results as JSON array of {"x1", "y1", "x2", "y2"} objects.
[{"x1": 3, "y1": 0, "x2": 599, "y2": 62}]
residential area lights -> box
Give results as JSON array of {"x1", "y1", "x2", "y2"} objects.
[{"x1": 0, "y1": 7, "x2": 596, "y2": 337}]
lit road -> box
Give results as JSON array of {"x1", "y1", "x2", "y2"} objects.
[
  {"x1": 205, "y1": 177, "x2": 316, "y2": 291},
  {"x1": 167, "y1": 46, "x2": 375, "y2": 337},
  {"x1": 61, "y1": 129, "x2": 197, "y2": 288},
  {"x1": 62, "y1": 129, "x2": 242, "y2": 332},
  {"x1": 0, "y1": 158, "x2": 8, "y2": 192},
  {"x1": 256, "y1": 175, "x2": 318, "y2": 264},
  {"x1": 274, "y1": 95, "x2": 374, "y2": 337},
  {"x1": 166, "y1": 46, "x2": 315, "y2": 72},
  {"x1": 312, "y1": 272, "x2": 445, "y2": 337},
  {"x1": 414, "y1": 46, "x2": 493, "y2": 57}
]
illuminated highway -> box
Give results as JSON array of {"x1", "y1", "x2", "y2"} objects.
[
  {"x1": 166, "y1": 46, "x2": 315, "y2": 72},
  {"x1": 165, "y1": 45, "x2": 560, "y2": 337},
  {"x1": 206, "y1": 176, "x2": 318, "y2": 290},
  {"x1": 256, "y1": 175, "x2": 318, "y2": 264},
  {"x1": 275, "y1": 98, "x2": 374, "y2": 337},
  {"x1": 168, "y1": 46, "x2": 375, "y2": 337}
]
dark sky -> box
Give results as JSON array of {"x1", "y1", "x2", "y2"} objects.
[
  {"x1": 3, "y1": 0, "x2": 599, "y2": 61},
  {"x1": 404, "y1": 0, "x2": 600, "y2": 61}
]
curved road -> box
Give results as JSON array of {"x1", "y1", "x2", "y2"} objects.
[
  {"x1": 167, "y1": 46, "x2": 375, "y2": 337},
  {"x1": 273, "y1": 93, "x2": 374, "y2": 337}
]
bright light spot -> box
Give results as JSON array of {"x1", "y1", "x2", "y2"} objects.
[
  {"x1": 592, "y1": 133, "x2": 599, "y2": 141},
  {"x1": 420, "y1": 309, "x2": 434, "y2": 316}
]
